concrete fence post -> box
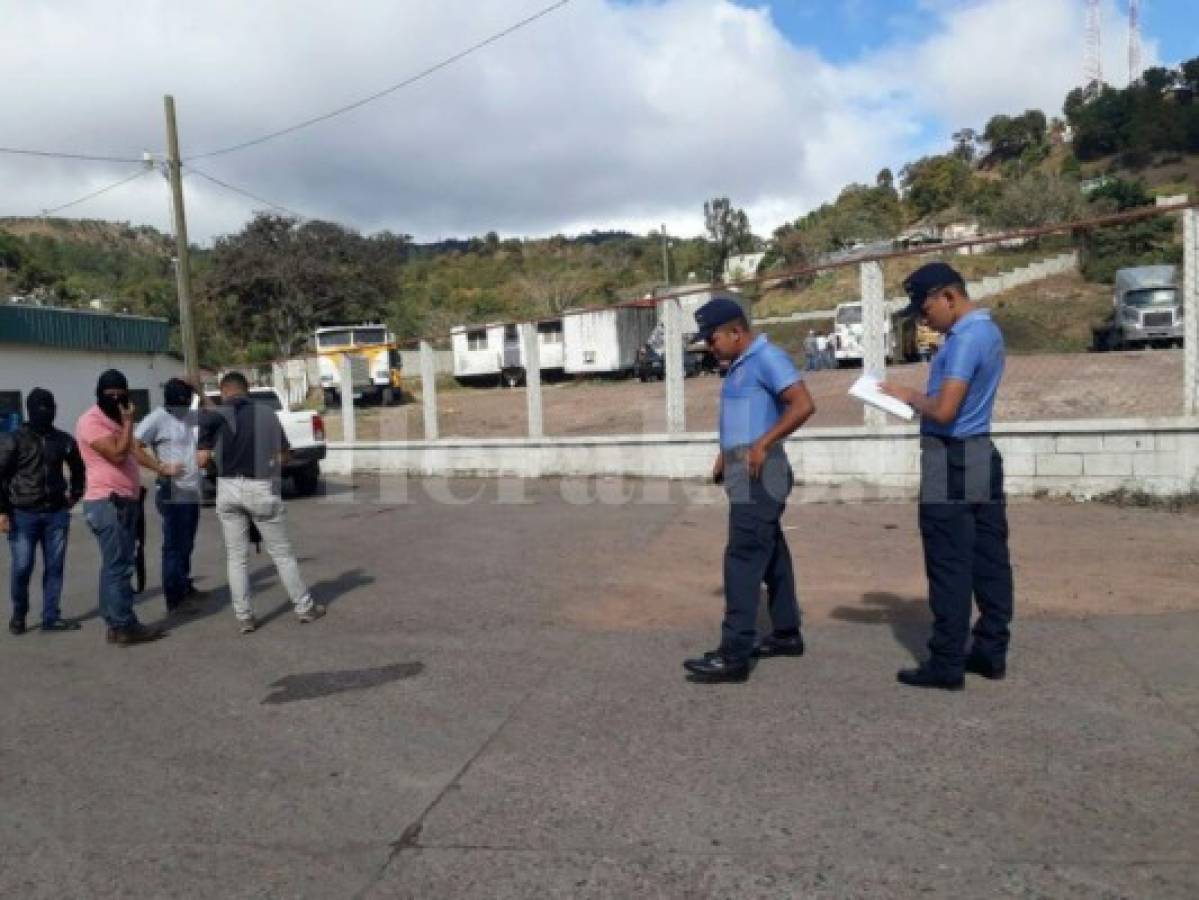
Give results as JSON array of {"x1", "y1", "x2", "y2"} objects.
[
  {"x1": 272, "y1": 361, "x2": 287, "y2": 406},
  {"x1": 1184, "y1": 209, "x2": 1198, "y2": 416},
  {"x1": 663, "y1": 298, "x2": 686, "y2": 434},
  {"x1": 339, "y1": 354, "x2": 356, "y2": 445},
  {"x1": 520, "y1": 323, "x2": 544, "y2": 438},
  {"x1": 420, "y1": 340, "x2": 439, "y2": 440},
  {"x1": 860, "y1": 261, "x2": 886, "y2": 429}
]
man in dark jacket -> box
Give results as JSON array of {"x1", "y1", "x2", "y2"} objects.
[{"x1": 0, "y1": 388, "x2": 86, "y2": 635}]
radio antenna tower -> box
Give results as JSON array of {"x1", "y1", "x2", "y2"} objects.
[
  {"x1": 1128, "y1": 0, "x2": 1143, "y2": 86},
  {"x1": 1083, "y1": 0, "x2": 1103, "y2": 88}
]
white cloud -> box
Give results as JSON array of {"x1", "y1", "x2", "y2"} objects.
[
  {"x1": 0, "y1": 0, "x2": 1161, "y2": 243},
  {"x1": 867, "y1": 0, "x2": 1157, "y2": 132}
]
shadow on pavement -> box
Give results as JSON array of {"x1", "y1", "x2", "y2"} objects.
[
  {"x1": 829, "y1": 592, "x2": 929, "y2": 662},
  {"x1": 261, "y1": 661, "x2": 424, "y2": 705},
  {"x1": 255, "y1": 567, "x2": 375, "y2": 628}
]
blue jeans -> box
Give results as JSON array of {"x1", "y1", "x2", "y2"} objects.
[
  {"x1": 8, "y1": 508, "x2": 71, "y2": 625},
  {"x1": 82, "y1": 498, "x2": 140, "y2": 629},
  {"x1": 155, "y1": 481, "x2": 200, "y2": 607}
]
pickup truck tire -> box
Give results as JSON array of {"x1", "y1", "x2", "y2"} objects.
[{"x1": 293, "y1": 462, "x2": 321, "y2": 496}]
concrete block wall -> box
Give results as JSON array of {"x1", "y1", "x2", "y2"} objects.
[
  {"x1": 326, "y1": 417, "x2": 1199, "y2": 500},
  {"x1": 968, "y1": 252, "x2": 1077, "y2": 301}
]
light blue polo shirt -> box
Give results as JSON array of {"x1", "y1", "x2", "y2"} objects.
[
  {"x1": 719, "y1": 335, "x2": 803, "y2": 449},
  {"x1": 923, "y1": 309, "x2": 1005, "y2": 438}
]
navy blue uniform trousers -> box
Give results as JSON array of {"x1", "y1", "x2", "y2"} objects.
[
  {"x1": 719, "y1": 447, "x2": 801, "y2": 662},
  {"x1": 918, "y1": 435, "x2": 1014, "y2": 676}
]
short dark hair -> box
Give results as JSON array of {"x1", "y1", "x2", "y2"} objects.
[{"x1": 220, "y1": 371, "x2": 249, "y2": 392}]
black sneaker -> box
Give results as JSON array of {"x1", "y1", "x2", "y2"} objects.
[
  {"x1": 110, "y1": 623, "x2": 166, "y2": 646},
  {"x1": 8, "y1": 617, "x2": 26, "y2": 636},
  {"x1": 897, "y1": 666, "x2": 964, "y2": 691},
  {"x1": 754, "y1": 632, "x2": 805, "y2": 658},
  {"x1": 40, "y1": 619, "x2": 81, "y2": 633},
  {"x1": 964, "y1": 655, "x2": 1006, "y2": 680},
  {"x1": 683, "y1": 655, "x2": 751, "y2": 683}
]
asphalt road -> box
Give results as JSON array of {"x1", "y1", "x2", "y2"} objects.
[{"x1": 1, "y1": 477, "x2": 1196, "y2": 898}]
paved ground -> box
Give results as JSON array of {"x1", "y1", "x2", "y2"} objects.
[
  {"x1": 1, "y1": 477, "x2": 1197, "y2": 899},
  {"x1": 322, "y1": 349, "x2": 1185, "y2": 441}
]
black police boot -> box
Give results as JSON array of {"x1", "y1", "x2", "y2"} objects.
[
  {"x1": 684, "y1": 654, "x2": 751, "y2": 683},
  {"x1": 8, "y1": 616, "x2": 27, "y2": 636},
  {"x1": 897, "y1": 665, "x2": 964, "y2": 691},
  {"x1": 964, "y1": 654, "x2": 1006, "y2": 680},
  {"x1": 753, "y1": 631, "x2": 805, "y2": 658}
]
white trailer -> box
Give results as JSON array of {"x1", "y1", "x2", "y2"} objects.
[
  {"x1": 451, "y1": 323, "x2": 506, "y2": 383},
  {"x1": 451, "y1": 319, "x2": 567, "y2": 386},
  {"x1": 563, "y1": 301, "x2": 658, "y2": 376}
]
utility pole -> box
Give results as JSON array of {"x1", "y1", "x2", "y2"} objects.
[
  {"x1": 163, "y1": 95, "x2": 198, "y2": 381},
  {"x1": 661, "y1": 223, "x2": 670, "y2": 286}
]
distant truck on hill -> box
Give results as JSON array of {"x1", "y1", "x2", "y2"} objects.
[{"x1": 1091, "y1": 265, "x2": 1183, "y2": 351}]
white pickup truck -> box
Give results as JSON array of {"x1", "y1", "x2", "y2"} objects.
[{"x1": 202, "y1": 387, "x2": 326, "y2": 497}]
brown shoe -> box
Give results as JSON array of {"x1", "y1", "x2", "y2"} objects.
[{"x1": 110, "y1": 623, "x2": 165, "y2": 646}]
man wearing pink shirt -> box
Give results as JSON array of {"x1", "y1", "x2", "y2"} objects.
[{"x1": 76, "y1": 370, "x2": 176, "y2": 646}]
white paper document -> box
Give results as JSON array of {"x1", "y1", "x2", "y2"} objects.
[{"x1": 848, "y1": 374, "x2": 915, "y2": 421}]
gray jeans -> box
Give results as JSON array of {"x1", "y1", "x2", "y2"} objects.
[{"x1": 215, "y1": 478, "x2": 312, "y2": 620}]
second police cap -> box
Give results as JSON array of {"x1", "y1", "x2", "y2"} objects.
[{"x1": 900, "y1": 261, "x2": 965, "y2": 318}]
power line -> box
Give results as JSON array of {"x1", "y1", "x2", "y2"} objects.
[
  {"x1": 185, "y1": 164, "x2": 309, "y2": 220},
  {"x1": 39, "y1": 166, "x2": 154, "y2": 217},
  {"x1": 0, "y1": 145, "x2": 145, "y2": 164},
  {"x1": 187, "y1": 0, "x2": 575, "y2": 161}
]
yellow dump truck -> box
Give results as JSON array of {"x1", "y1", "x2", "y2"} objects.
[{"x1": 313, "y1": 323, "x2": 403, "y2": 405}]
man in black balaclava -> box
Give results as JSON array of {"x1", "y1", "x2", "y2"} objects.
[
  {"x1": 0, "y1": 388, "x2": 86, "y2": 635},
  {"x1": 135, "y1": 378, "x2": 206, "y2": 614},
  {"x1": 95, "y1": 369, "x2": 129, "y2": 423},
  {"x1": 75, "y1": 369, "x2": 167, "y2": 646}
]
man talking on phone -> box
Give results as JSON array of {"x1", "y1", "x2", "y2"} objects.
[{"x1": 76, "y1": 370, "x2": 171, "y2": 646}]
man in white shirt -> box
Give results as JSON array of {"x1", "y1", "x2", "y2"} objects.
[
  {"x1": 135, "y1": 378, "x2": 204, "y2": 614},
  {"x1": 813, "y1": 333, "x2": 830, "y2": 370}
]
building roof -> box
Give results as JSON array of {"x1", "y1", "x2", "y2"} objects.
[{"x1": 0, "y1": 304, "x2": 172, "y2": 355}]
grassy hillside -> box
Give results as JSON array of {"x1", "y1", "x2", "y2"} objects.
[{"x1": 752, "y1": 236, "x2": 1076, "y2": 317}]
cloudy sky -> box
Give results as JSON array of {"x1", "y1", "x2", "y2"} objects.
[{"x1": 0, "y1": 0, "x2": 1189, "y2": 243}]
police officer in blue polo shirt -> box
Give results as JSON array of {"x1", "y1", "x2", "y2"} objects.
[
  {"x1": 881, "y1": 262, "x2": 1014, "y2": 691},
  {"x1": 683, "y1": 297, "x2": 816, "y2": 684}
]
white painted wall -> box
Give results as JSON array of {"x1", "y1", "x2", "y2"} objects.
[
  {"x1": 325, "y1": 418, "x2": 1199, "y2": 499},
  {"x1": 0, "y1": 343, "x2": 185, "y2": 431}
]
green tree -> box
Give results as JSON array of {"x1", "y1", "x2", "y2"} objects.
[
  {"x1": 984, "y1": 174, "x2": 1085, "y2": 232},
  {"x1": 952, "y1": 128, "x2": 978, "y2": 162},
  {"x1": 1182, "y1": 56, "x2": 1199, "y2": 89},
  {"x1": 201, "y1": 214, "x2": 394, "y2": 357},
  {"x1": 703, "y1": 197, "x2": 752, "y2": 283},
  {"x1": 900, "y1": 154, "x2": 973, "y2": 218},
  {"x1": 982, "y1": 110, "x2": 1047, "y2": 162}
]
